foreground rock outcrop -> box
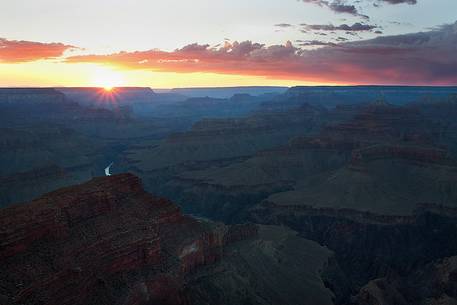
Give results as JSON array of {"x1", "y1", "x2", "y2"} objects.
[
  {"x1": 0, "y1": 174, "x2": 336, "y2": 305},
  {"x1": 0, "y1": 174, "x2": 258, "y2": 305}
]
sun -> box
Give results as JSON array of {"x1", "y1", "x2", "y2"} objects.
[{"x1": 90, "y1": 66, "x2": 125, "y2": 90}]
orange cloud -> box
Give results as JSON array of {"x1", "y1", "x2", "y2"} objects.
[
  {"x1": 2, "y1": 22, "x2": 457, "y2": 86},
  {"x1": 66, "y1": 23, "x2": 457, "y2": 85},
  {"x1": 66, "y1": 41, "x2": 301, "y2": 76},
  {"x1": 0, "y1": 38, "x2": 76, "y2": 63}
]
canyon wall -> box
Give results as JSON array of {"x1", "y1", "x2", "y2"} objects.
[{"x1": 0, "y1": 174, "x2": 258, "y2": 305}]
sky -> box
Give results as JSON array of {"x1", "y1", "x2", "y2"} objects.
[{"x1": 0, "y1": 0, "x2": 456, "y2": 88}]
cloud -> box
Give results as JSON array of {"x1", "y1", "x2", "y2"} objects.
[
  {"x1": 302, "y1": 22, "x2": 378, "y2": 32},
  {"x1": 373, "y1": 0, "x2": 416, "y2": 8},
  {"x1": 296, "y1": 40, "x2": 337, "y2": 47},
  {"x1": 66, "y1": 22, "x2": 457, "y2": 85},
  {"x1": 301, "y1": 0, "x2": 368, "y2": 18},
  {"x1": 301, "y1": 0, "x2": 417, "y2": 18},
  {"x1": 336, "y1": 37, "x2": 350, "y2": 41},
  {"x1": 275, "y1": 23, "x2": 293, "y2": 28},
  {"x1": 378, "y1": 0, "x2": 417, "y2": 4},
  {"x1": 0, "y1": 38, "x2": 76, "y2": 63}
]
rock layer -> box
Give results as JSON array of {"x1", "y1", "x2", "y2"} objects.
[{"x1": 0, "y1": 174, "x2": 258, "y2": 305}]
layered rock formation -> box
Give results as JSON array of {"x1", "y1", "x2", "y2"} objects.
[
  {"x1": 259, "y1": 102, "x2": 457, "y2": 215},
  {"x1": 119, "y1": 103, "x2": 336, "y2": 222},
  {"x1": 250, "y1": 203, "x2": 457, "y2": 304},
  {"x1": 125, "y1": 103, "x2": 327, "y2": 172},
  {"x1": 0, "y1": 88, "x2": 121, "y2": 126},
  {"x1": 185, "y1": 225, "x2": 335, "y2": 305},
  {"x1": 0, "y1": 126, "x2": 106, "y2": 207},
  {"x1": 3, "y1": 86, "x2": 457, "y2": 305},
  {"x1": 0, "y1": 88, "x2": 66, "y2": 104},
  {"x1": 271, "y1": 86, "x2": 457, "y2": 109},
  {"x1": 163, "y1": 101, "x2": 457, "y2": 219},
  {"x1": 0, "y1": 174, "x2": 254, "y2": 304},
  {"x1": 168, "y1": 86, "x2": 287, "y2": 98},
  {"x1": 353, "y1": 255, "x2": 457, "y2": 305},
  {"x1": 0, "y1": 174, "x2": 336, "y2": 305},
  {"x1": 0, "y1": 88, "x2": 191, "y2": 208},
  {"x1": 57, "y1": 87, "x2": 157, "y2": 110}
]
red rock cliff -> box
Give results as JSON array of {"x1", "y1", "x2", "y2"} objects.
[{"x1": 0, "y1": 174, "x2": 257, "y2": 305}]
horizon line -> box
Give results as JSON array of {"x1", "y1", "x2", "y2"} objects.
[{"x1": 1, "y1": 85, "x2": 457, "y2": 90}]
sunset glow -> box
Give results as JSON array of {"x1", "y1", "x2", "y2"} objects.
[
  {"x1": 2, "y1": 1, "x2": 457, "y2": 303},
  {"x1": 0, "y1": 0, "x2": 456, "y2": 87},
  {"x1": 90, "y1": 66, "x2": 125, "y2": 90}
]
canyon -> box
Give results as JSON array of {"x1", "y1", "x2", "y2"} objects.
[
  {"x1": 0, "y1": 173, "x2": 335, "y2": 305},
  {"x1": 2, "y1": 86, "x2": 457, "y2": 304}
]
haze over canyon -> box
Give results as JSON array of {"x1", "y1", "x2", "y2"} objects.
[{"x1": 1, "y1": 0, "x2": 457, "y2": 304}]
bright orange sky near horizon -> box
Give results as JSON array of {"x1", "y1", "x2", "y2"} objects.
[
  {"x1": 0, "y1": 61, "x2": 334, "y2": 89},
  {"x1": 1, "y1": 0, "x2": 456, "y2": 88}
]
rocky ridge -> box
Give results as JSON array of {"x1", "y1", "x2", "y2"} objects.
[
  {"x1": 0, "y1": 174, "x2": 259, "y2": 305},
  {"x1": 0, "y1": 174, "x2": 337, "y2": 305}
]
